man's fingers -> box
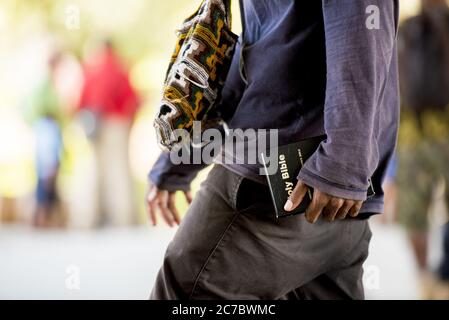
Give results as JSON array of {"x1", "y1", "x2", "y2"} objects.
[
  {"x1": 147, "y1": 186, "x2": 158, "y2": 202},
  {"x1": 160, "y1": 205, "x2": 174, "y2": 227},
  {"x1": 159, "y1": 191, "x2": 175, "y2": 227},
  {"x1": 146, "y1": 186, "x2": 185, "y2": 228},
  {"x1": 146, "y1": 185, "x2": 159, "y2": 226},
  {"x1": 284, "y1": 180, "x2": 308, "y2": 212},
  {"x1": 168, "y1": 194, "x2": 181, "y2": 225},
  {"x1": 335, "y1": 201, "x2": 354, "y2": 220},
  {"x1": 305, "y1": 193, "x2": 328, "y2": 224},
  {"x1": 147, "y1": 192, "x2": 159, "y2": 226},
  {"x1": 349, "y1": 201, "x2": 363, "y2": 218},
  {"x1": 324, "y1": 198, "x2": 344, "y2": 221},
  {"x1": 147, "y1": 196, "x2": 158, "y2": 226},
  {"x1": 184, "y1": 191, "x2": 193, "y2": 204}
]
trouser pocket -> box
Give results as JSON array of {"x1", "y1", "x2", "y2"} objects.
[{"x1": 235, "y1": 177, "x2": 275, "y2": 214}]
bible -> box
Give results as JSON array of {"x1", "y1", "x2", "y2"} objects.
[{"x1": 260, "y1": 135, "x2": 375, "y2": 218}]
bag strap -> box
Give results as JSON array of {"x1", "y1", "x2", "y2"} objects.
[
  {"x1": 238, "y1": 0, "x2": 249, "y2": 85},
  {"x1": 239, "y1": 0, "x2": 246, "y2": 38}
]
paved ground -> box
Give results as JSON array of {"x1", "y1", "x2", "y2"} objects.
[
  {"x1": 364, "y1": 222, "x2": 419, "y2": 299},
  {"x1": 0, "y1": 221, "x2": 420, "y2": 299}
]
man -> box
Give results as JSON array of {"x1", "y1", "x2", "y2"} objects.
[
  {"x1": 397, "y1": 0, "x2": 449, "y2": 299},
  {"x1": 78, "y1": 40, "x2": 139, "y2": 227},
  {"x1": 147, "y1": 0, "x2": 399, "y2": 299},
  {"x1": 25, "y1": 53, "x2": 64, "y2": 228}
]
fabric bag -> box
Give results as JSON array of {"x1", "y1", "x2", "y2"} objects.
[{"x1": 154, "y1": 0, "x2": 238, "y2": 151}]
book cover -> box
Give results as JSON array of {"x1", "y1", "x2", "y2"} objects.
[
  {"x1": 261, "y1": 135, "x2": 376, "y2": 218},
  {"x1": 261, "y1": 135, "x2": 326, "y2": 218}
]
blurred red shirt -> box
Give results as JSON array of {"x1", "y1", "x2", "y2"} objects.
[{"x1": 79, "y1": 48, "x2": 139, "y2": 121}]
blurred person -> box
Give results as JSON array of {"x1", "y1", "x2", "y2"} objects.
[
  {"x1": 78, "y1": 40, "x2": 140, "y2": 227},
  {"x1": 25, "y1": 53, "x2": 64, "y2": 228},
  {"x1": 397, "y1": 0, "x2": 449, "y2": 298},
  {"x1": 377, "y1": 155, "x2": 398, "y2": 224},
  {"x1": 147, "y1": 1, "x2": 399, "y2": 300}
]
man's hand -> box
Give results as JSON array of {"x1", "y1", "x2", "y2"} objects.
[
  {"x1": 146, "y1": 184, "x2": 193, "y2": 227},
  {"x1": 284, "y1": 180, "x2": 363, "y2": 223}
]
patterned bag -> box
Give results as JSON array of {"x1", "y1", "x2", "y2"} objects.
[{"x1": 154, "y1": 0, "x2": 238, "y2": 151}]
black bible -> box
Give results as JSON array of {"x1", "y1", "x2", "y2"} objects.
[{"x1": 260, "y1": 135, "x2": 375, "y2": 218}]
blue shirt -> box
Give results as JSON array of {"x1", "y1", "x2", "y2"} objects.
[
  {"x1": 35, "y1": 117, "x2": 62, "y2": 179},
  {"x1": 150, "y1": 0, "x2": 400, "y2": 215}
]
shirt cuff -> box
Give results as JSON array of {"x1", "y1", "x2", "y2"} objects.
[
  {"x1": 148, "y1": 172, "x2": 192, "y2": 192},
  {"x1": 297, "y1": 167, "x2": 368, "y2": 201},
  {"x1": 148, "y1": 152, "x2": 206, "y2": 192}
]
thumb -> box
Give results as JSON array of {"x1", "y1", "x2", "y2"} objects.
[
  {"x1": 147, "y1": 184, "x2": 158, "y2": 202},
  {"x1": 284, "y1": 180, "x2": 308, "y2": 212},
  {"x1": 184, "y1": 191, "x2": 193, "y2": 204}
]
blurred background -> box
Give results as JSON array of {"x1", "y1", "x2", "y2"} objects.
[{"x1": 0, "y1": 0, "x2": 449, "y2": 299}]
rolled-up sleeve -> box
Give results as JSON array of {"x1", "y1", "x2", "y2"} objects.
[{"x1": 298, "y1": 0, "x2": 398, "y2": 200}]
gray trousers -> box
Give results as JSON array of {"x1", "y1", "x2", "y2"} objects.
[{"x1": 150, "y1": 165, "x2": 372, "y2": 300}]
